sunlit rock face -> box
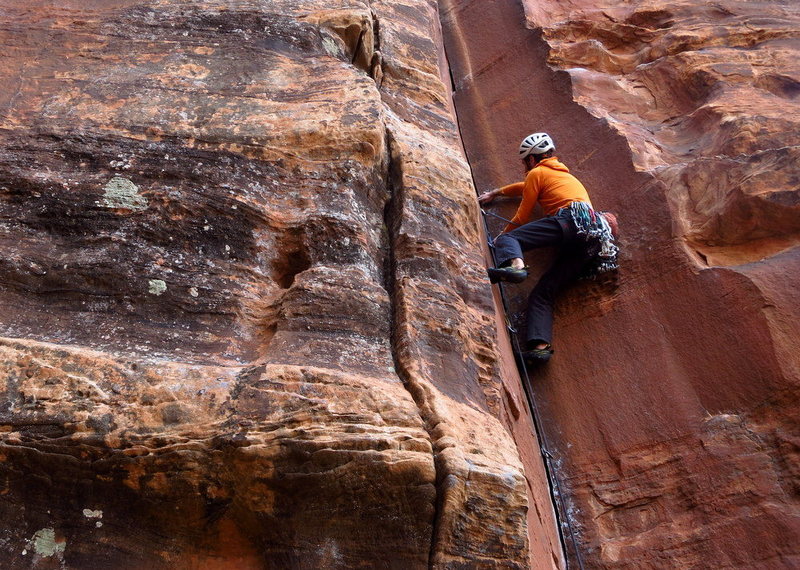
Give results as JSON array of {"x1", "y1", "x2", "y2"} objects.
[
  {"x1": 0, "y1": 1, "x2": 552, "y2": 567},
  {"x1": 441, "y1": 0, "x2": 800, "y2": 568}
]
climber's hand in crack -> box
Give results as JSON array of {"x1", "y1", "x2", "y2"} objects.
[{"x1": 478, "y1": 188, "x2": 501, "y2": 204}]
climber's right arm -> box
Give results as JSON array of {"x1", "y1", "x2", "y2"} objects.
[{"x1": 478, "y1": 182, "x2": 524, "y2": 204}]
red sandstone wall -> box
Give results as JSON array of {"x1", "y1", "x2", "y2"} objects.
[
  {"x1": 440, "y1": 0, "x2": 800, "y2": 567},
  {"x1": 0, "y1": 1, "x2": 555, "y2": 567},
  {"x1": 2, "y1": 0, "x2": 796, "y2": 567}
]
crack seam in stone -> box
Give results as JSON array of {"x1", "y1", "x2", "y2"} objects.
[
  {"x1": 381, "y1": 124, "x2": 445, "y2": 570},
  {"x1": 434, "y1": 3, "x2": 585, "y2": 568}
]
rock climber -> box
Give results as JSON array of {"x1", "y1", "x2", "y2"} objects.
[{"x1": 478, "y1": 132, "x2": 618, "y2": 364}]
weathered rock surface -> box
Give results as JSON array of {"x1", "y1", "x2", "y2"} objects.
[
  {"x1": 0, "y1": 1, "x2": 560, "y2": 568},
  {"x1": 7, "y1": 0, "x2": 795, "y2": 567},
  {"x1": 441, "y1": 0, "x2": 800, "y2": 567}
]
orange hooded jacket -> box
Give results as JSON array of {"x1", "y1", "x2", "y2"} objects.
[{"x1": 499, "y1": 157, "x2": 592, "y2": 233}]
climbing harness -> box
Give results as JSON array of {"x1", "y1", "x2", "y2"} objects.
[
  {"x1": 484, "y1": 203, "x2": 619, "y2": 283},
  {"x1": 565, "y1": 202, "x2": 619, "y2": 275},
  {"x1": 480, "y1": 207, "x2": 587, "y2": 570}
]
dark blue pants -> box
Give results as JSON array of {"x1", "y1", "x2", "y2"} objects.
[{"x1": 494, "y1": 211, "x2": 596, "y2": 346}]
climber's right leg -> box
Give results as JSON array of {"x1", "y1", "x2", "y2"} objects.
[{"x1": 489, "y1": 217, "x2": 564, "y2": 283}]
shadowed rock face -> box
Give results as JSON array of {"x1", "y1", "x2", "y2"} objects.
[
  {"x1": 0, "y1": 1, "x2": 556, "y2": 568},
  {"x1": 441, "y1": 0, "x2": 800, "y2": 567}
]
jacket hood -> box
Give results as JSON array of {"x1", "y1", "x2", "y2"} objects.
[{"x1": 537, "y1": 157, "x2": 569, "y2": 172}]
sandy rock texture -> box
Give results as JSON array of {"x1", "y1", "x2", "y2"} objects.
[
  {"x1": 441, "y1": 0, "x2": 800, "y2": 567},
  {"x1": 0, "y1": 1, "x2": 556, "y2": 568}
]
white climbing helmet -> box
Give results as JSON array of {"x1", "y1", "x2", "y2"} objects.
[{"x1": 519, "y1": 132, "x2": 555, "y2": 158}]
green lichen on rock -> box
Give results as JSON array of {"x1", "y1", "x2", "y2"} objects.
[
  {"x1": 148, "y1": 279, "x2": 167, "y2": 295},
  {"x1": 30, "y1": 528, "x2": 65, "y2": 558},
  {"x1": 101, "y1": 177, "x2": 148, "y2": 210},
  {"x1": 322, "y1": 35, "x2": 343, "y2": 57}
]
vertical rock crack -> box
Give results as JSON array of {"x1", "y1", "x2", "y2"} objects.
[{"x1": 381, "y1": 126, "x2": 442, "y2": 569}]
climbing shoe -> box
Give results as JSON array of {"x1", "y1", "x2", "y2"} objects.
[
  {"x1": 520, "y1": 345, "x2": 554, "y2": 364},
  {"x1": 487, "y1": 266, "x2": 528, "y2": 284}
]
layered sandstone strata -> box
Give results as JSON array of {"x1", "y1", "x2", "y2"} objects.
[
  {"x1": 0, "y1": 1, "x2": 559, "y2": 568},
  {"x1": 441, "y1": 0, "x2": 800, "y2": 567}
]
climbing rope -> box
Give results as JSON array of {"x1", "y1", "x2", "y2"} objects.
[
  {"x1": 481, "y1": 208, "x2": 516, "y2": 226},
  {"x1": 480, "y1": 207, "x2": 586, "y2": 570}
]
